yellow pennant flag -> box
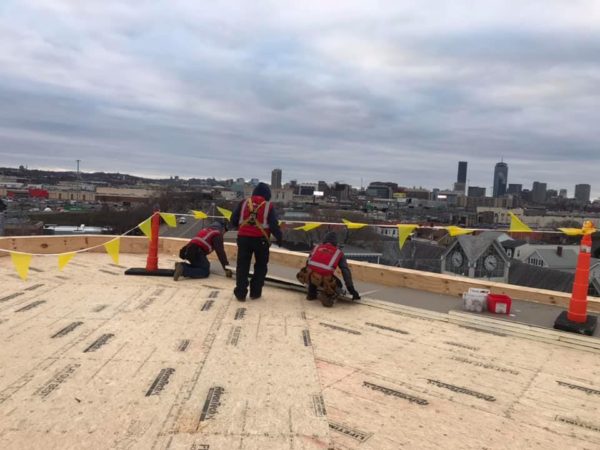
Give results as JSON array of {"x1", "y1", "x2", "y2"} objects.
[
  {"x1": 160, "y1": 213, "x2": 177, "y2": 228},
  {"x1": 342, "y1": 218, "x2": 368, "y2": 230},
  {"x1": 397, "y1": 224, "x2": 418, "y2": 249},
  {"x1": 58, "y1": 252, "x2": 76, "y2": 271},
  {"x1": 446, "y1": 226, "x2": 474, "y2": 237},
  {"x1": 559, "y1": 223, "x2": 597, "y2": 236},
  {"x1": 104, "y1": 238, "x2": 120, "y2": 265},
  {"x1": 193, "y1": 210, "x2": 208, "y2": 219},
  {"x1": 217, "y1": 206, "x2": 232, "y2": 221},
  {"x1": 558, "y1": 228, "x2": 584, "y2": 236},
  {"x1": 509, "y1": 212, "x2": 532, "y2": 232},
  {"x1": 11, "y1": 252, "x2": 32, "y2": 281},
  {"x1": 294, "y1": 222, "x2": 321, "y2": 232},
  {"x1": 139, "y1": 218, "x2": 152, "y2": 239}
]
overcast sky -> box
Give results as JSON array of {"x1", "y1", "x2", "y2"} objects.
[{"x1": 1, "y1": 1, "x2": 599, "y2": 197}]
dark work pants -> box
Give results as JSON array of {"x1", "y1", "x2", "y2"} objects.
[
  {"x1": 234, "y1": 236, "x2": 270, "y2": 299},
  {"x1": 182, "y1": 246, "x2": 211, "y2": 279}
]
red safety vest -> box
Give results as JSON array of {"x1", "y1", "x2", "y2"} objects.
[
  {"x1": 307, "y1": 243, "x2": 343, "y2": 276},
  {"x1": 189, "y1": 227, "x2": 220, "y2": 254},
  {"x1": 237, "y1": 196, "x2": 272, "y2": 238}
]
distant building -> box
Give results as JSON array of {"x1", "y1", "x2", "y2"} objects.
[
  {"x1": 559, "y1": 189, "x2": 568, "y2": 198},
  {"x1": 271, "y1": 168, "x2": 282, "y2": 189},
  {"x1": 454, "y1": 161, "x2": 467, "y2": 193},
  {"x1": 95, "y1": 187, "x2": 156, "y2": 205},
  {"x1": 404, "y1": 188, "x2": 431, "y2": 200},
  {"x1": 531, "y1": 181, "x2": 547, "y2": 204},
  {"x1": 525, "y1": 246, "x2": 579, "y2": 270},
  {"x1": 441, "y1": 232, "x2": 511, "y2": 282},
  {"x1": 467, "y1": 186, "x2": 486, "y2": 198},
  {"x1": 271, "y1": 188, "x2": 294, "y2": 204},
  {"x1": 298, "y1": 183, "x2": 316, "y2": 196},
  {"x1": 546, "y1": 189, "x2": 558, "y2": 201},
  {"x1": 331, "y1": 183, "x2": 351, "y2": 202},
  {"x1": 366, "y1": 183, "x2": 392, "y2": 199},
  {"x1": 507, "y1": 184, "x2": 522, "y2": 195},
  {"x1": 317, "y1": 180, "x2": 329, "y2": 194},
  {"x1": 493, "y1": 161, "x2": 508, "y2": 197},
  {"x1": 575, "y1": 184, "x2": 591, "y2": 203},
  {"x1": 48, "y1": 189, "x2": 96, "y2": 202}
]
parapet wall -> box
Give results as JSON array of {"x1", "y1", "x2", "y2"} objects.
[{"x1": 1, "y1": 234, "x2": 599, "y2": 312}]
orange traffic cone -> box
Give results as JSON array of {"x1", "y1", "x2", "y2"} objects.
[
  {"x1": 145, "y1": 210, "x2": 160, "y2": 271},
  {"x1": 125, "y1": 209, "x2": 175, "y2": 277},
  {"x1": 554, "y1": 221, "x2": 597, "y2": 335}
]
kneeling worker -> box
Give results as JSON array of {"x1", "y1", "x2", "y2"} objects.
[
  {"x1": 297, "y1": 232, "x2": 360, "y2": 307},
  {"x1": 174, "y1": 221, "x2": 232, "y2": 280}
]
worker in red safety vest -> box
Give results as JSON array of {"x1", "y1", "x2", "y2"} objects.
[
  {"x1": 298, "y1": 232, "x2": 360, "y2": 307},
  {"x1": 174, "y1": 221, "x2": 231, "y2": 280},
  {"x1": 230, "y1": 182, "x2": 282, "y2": 301}
]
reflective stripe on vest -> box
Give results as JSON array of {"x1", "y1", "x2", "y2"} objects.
[
  {"x1": 190, "y1": 229, "x2": 219, "y2": 253},
  {"x1": 308, "y1": 247, "x2": 341, "y2": 272}
]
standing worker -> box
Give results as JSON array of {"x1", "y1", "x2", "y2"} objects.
[
  {"x1": 174, "y1": 221, "x2": 232, "y2": 280},
  {"x1": 231, "y1": 182, "x2": 282, "y2": 301},
  {"x1": 297, "y1": 232, "x2": 360, "y2": 307}
]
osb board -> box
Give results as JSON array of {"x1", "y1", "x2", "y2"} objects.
[{"x1": 0, "y1": 254, "x2": 599, "y2": 449}]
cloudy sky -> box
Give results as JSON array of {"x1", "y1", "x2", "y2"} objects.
[{"x1": 1, "y1": 1, "x2": 599, "y2": 197}]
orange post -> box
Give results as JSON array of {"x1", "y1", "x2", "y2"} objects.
[
  {"x1": 567, "y1": 221, "x2": 594, "y2": 323},
  {"x1": 146, "y1": 210, "x2": 160, "y2": 271}
]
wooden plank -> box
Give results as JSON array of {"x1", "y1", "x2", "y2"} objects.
[{"x1": 2, "y1": 236, "x2": 599, "y2": 313}]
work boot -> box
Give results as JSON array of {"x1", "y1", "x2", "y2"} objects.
[
  {"x1": 234, "y1": 288, "x2": 247, "y2": 302},
  {"x1": 320, "y1": 293, "x2": 335, "y2": 308},
  {"x1": 173, "y1": 263, "x2": 184, "y2": 281},
  {"x1": 306, "y1": 294, "x2": 317, "y2": 301}
]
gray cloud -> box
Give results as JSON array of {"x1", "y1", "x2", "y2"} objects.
[{"x1": 0, "y1": 0, "x2": 599, "y2": 197}]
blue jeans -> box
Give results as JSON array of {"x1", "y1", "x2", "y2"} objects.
[{"x1": 182, "y1": 246, "x2": 211, "y2": 278}]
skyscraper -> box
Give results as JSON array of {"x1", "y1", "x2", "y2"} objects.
[
  {"x1": 507, "y1": 184, "x2": 522, "y2": 195},
  {"x1": 271, "y1": 168, "x2": 282, "y2": 189},
  {"x1": 454, "y1": 161, "x2": 467, "y2": 192},
  {"x1": 532, "y1": 181, "x2": 547, "y2": 204},
  {"x1": 574, "y1": 184, "x2": 591, "y2": 203},
  {"x1": 492, "y1": 161, "x2": 508, "y2": 197}
]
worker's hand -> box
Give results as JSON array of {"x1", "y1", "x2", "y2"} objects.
[
  {"x1": 276, "y1": 238, "x2": 283, "y2": 247},
  {"x1": 224, "y1": 269, "x2": 233, "y2": 278},
  {"x1": 349, "y1": 288, "x2": 360, "y2": 300}
]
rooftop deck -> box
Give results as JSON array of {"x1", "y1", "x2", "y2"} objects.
[{"x1": 1, "y1": 252, "x2": 600, "y2": 449}]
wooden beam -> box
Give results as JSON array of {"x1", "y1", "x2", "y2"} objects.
[{"x1": 2, "y1": 235, "x2": 598, "y2": 312}]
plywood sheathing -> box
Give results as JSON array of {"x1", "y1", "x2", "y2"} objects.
[{"x1": 1, "y1": 254, "x2": 600, "y2": 449}]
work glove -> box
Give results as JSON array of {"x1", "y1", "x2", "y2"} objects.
[
  {"x1": 224, "y1": 269, "x2": 233, "y2": 278},
  {"x1": 349, "y1": 288, "x2": 360, "y2": 300}
]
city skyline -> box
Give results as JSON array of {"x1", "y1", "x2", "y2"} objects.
[
  {"x1": 1, "y1": 162, "x2": 594, "y2": 203},
  {"x1": 1, "y1": 1, "x2": 599, "y2": 198}
]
